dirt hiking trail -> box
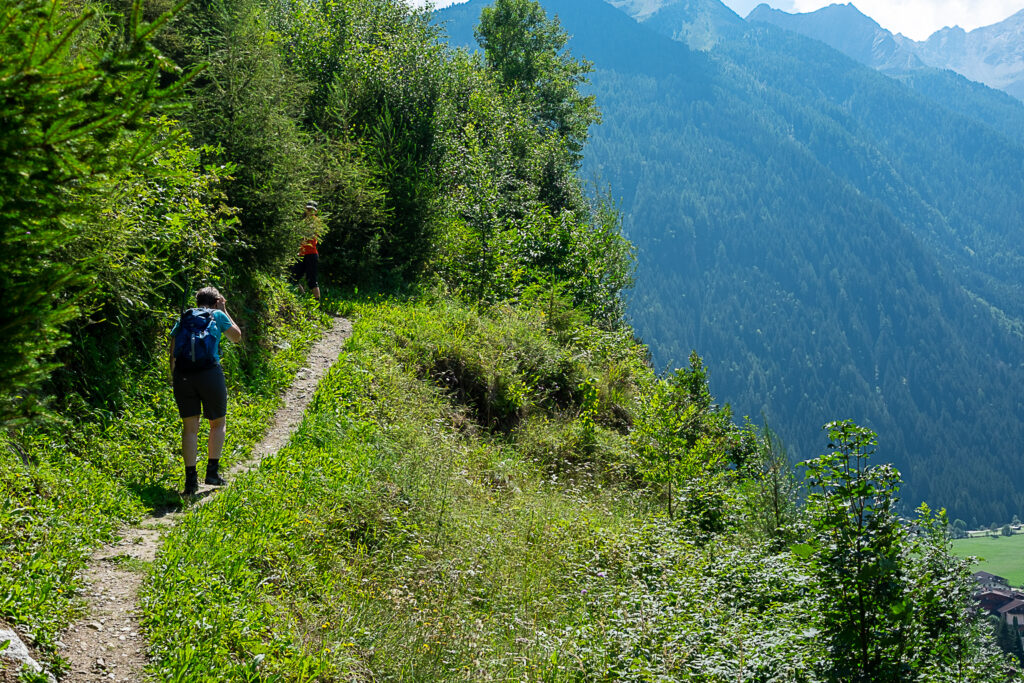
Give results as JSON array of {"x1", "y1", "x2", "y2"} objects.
[{"x1": 58, "y1": 316, "x2": 352, "y2": 682}]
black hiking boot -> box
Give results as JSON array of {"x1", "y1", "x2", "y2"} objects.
[
  {"x1": 183, "y1": 466, "x2": 199, "y2": 496},
  {"x1": 204, "y1": 459, "x2": 226, "y2": 486}
]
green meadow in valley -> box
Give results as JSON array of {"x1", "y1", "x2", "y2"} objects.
[{"x1": 952, "y1": 534, "x2": 1024, "y2": 587}]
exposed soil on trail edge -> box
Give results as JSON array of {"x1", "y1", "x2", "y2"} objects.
[{"x1": 58, "y1": 316, "x2": 352, "y2": 682}]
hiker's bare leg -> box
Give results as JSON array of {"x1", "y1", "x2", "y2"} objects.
[
  {"x1": 312, "y1": 286, "x2": 321, "y2": 300},
  {"x1": 182, "y1": 416, "x2": 201, "y2": 467},
  {"x1": 207, "y1": 416, "x2": 227, "y2": 462}
]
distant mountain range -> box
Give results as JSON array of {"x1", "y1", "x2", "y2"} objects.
[
  {"x1": 435, "y1": 0, "x2": 1024, "y2": 526},
  {"x1": 611, "y1": 1, "x2": 1024, "y2": 143},
  {"x1": 747, "y1": 2, "x2": 1024, "y2": 101}
]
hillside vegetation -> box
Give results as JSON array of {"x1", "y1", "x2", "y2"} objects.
[
  {"x1": 439, "y1": 0, "x2": 1024, "y2": 526},
  {"x1": 1, "y1": 0, "x2": 1020, "y2": 679}
]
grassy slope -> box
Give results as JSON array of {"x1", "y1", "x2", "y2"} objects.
[
  {"x1": 142, "y1": 297, "x2": 631, "y2": 679},
  {"x1": 140, "y1": 296, "x2": 818, "y2": 681},
  {"x1": 0, "y1": 286, "x2": 329, "y2": 662},
  {"x1": 952, "y1": 535, "x2": 1024, "y2": 586}
]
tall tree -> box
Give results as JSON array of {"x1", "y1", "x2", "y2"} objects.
[
  {"x1": 742, "y1": 423, "x2": 800, "y2": 545},
  {"x1": 158, "y1": 0, "x2": 314, "y2": 278},
  {"x1": 798, "y1": 421, "x2": 910, "y2": 681},
  {"x1": 474, "y1": 0, "x2": 599, "y2": 166}
]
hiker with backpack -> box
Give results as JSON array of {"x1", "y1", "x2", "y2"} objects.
[{"x1": 169, "y1": 286, "x2": 242, "y2": 496}]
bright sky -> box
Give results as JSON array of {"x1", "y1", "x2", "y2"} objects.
[
  {"x1": 415, "y1": 0, "x2": 1024, "y2": 41},
  {"x1": 784, "y1": 0, "x2": 1024, "y2": 40}
]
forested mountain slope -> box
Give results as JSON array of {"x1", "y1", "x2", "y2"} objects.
[{"x1": 438, "y1": 0, "x2": 1024, "y2": 525}]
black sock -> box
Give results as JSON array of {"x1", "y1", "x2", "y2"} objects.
[
  {"x1": 185, "y1": 466, "x2": 198, "y2": 488},
  {"x1": 206, "y1": 458, "x2": 219, "y2": 478}
]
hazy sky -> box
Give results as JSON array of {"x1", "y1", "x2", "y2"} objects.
[{"x1": 415, "y1": 0, "x2": 1024, "y2": 41}]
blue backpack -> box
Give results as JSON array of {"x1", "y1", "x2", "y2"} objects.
[{"x1": 173, "y1": 308, "x2": 218, "y2": 371}]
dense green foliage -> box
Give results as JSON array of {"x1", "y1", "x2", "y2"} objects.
[
  {"x1": 1, "y1": 0, "x2": 633, "y2": 419},
  {"x1": 0, "y1": 0, "x2": 194, "y2": 425},
  {"x1": 440, "y1": 0, "x2": 1024, "y2": 525},
  {"x1": 797, "y1": 421, "x2": 994, "y2": 681},
  {"x1": 631, "y1": 351, "x2": 754, "y2": 524},
  {"x1": 273, "y1": 0, "x2": 442, "y2": 279},
  {"x1": 154, "y1": 0, "x2": 317, "y2": 276},
  {"x1": 476, "y1": 0, "x2": 599, "y2": 164}
]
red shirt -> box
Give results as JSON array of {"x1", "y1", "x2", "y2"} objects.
[{"x1": 299, "y1": 238, "x2": 318, "y2": 256}]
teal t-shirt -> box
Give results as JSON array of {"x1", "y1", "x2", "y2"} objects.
[{"x1": 170, "y1": 309, "x2": 233, "y2": 364}]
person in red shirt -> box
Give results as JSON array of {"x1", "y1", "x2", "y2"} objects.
[{"x1": 291, "y1": 201, "x2": 322, "y2": 300}]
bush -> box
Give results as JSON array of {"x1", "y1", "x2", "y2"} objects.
[
  {"x1": 795, "y1": 421, "x2": 1011, "y2": 682},
  {"x1": 48, "y1": 121, "x2": 235, "y2": 409}
]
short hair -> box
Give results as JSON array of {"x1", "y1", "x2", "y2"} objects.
[{"x1": 196, "y1": 286, "x2": 221, "y2": 308}]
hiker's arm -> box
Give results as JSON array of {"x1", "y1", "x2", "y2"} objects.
[
  {"x1": 217, "y1": 298, "x2": 243, "y2": 343},
  {"x1": 225, "y1": 320, "x2": 242, "y2": 344}
]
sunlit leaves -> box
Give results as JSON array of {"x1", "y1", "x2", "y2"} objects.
[{"x1": 795, "y1": 421, "x2": 1014, "y2": 681}]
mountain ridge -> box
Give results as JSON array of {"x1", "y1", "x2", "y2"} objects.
[
  {"x1": 609, "y1": 0, "x2": 744, "y2": 49},
  {"x1": 747, "y1": 2, "x2": 923, "y2": 69},
  {"x1": 748, "y1": 2, "x2": 1024, "y2": 101}
]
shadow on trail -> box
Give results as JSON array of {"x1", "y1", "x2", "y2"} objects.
[{"x1": 126, "y1": 481, "x2": 215, "y2": 515}]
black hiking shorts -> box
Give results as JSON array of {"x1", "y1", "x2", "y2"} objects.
[
  {"x1": 173, "y1": 364, "x2": 227, "y2": 420},
  {"x1": 290, "y1": 253, "x2": 319, "y2": 289}
]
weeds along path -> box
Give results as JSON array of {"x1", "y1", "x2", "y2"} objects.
[{"x1": 59, "y1": 316, "x2": 353, "y2": 682}]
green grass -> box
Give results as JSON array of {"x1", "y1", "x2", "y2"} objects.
[
  {"x1": 951, "y1": 534, "x2": 1024, "y2": 586},
  {"x1": 137, "y1": 297, "x2": 827, "y2": 681},
  {"x1": 140, "y1": 297, "x2": 659, "y2": 679},
  {"x1": 18, "y1": 292, "x2": 996, "y2": 682}
]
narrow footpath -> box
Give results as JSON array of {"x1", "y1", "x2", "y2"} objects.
[{"x1": 58, "y1": 316, "x2": 353, "y2": 682}]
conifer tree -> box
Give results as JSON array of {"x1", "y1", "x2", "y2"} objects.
[{"x1": 0, "y1": 0, "x2": 188, "y2": 425}]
